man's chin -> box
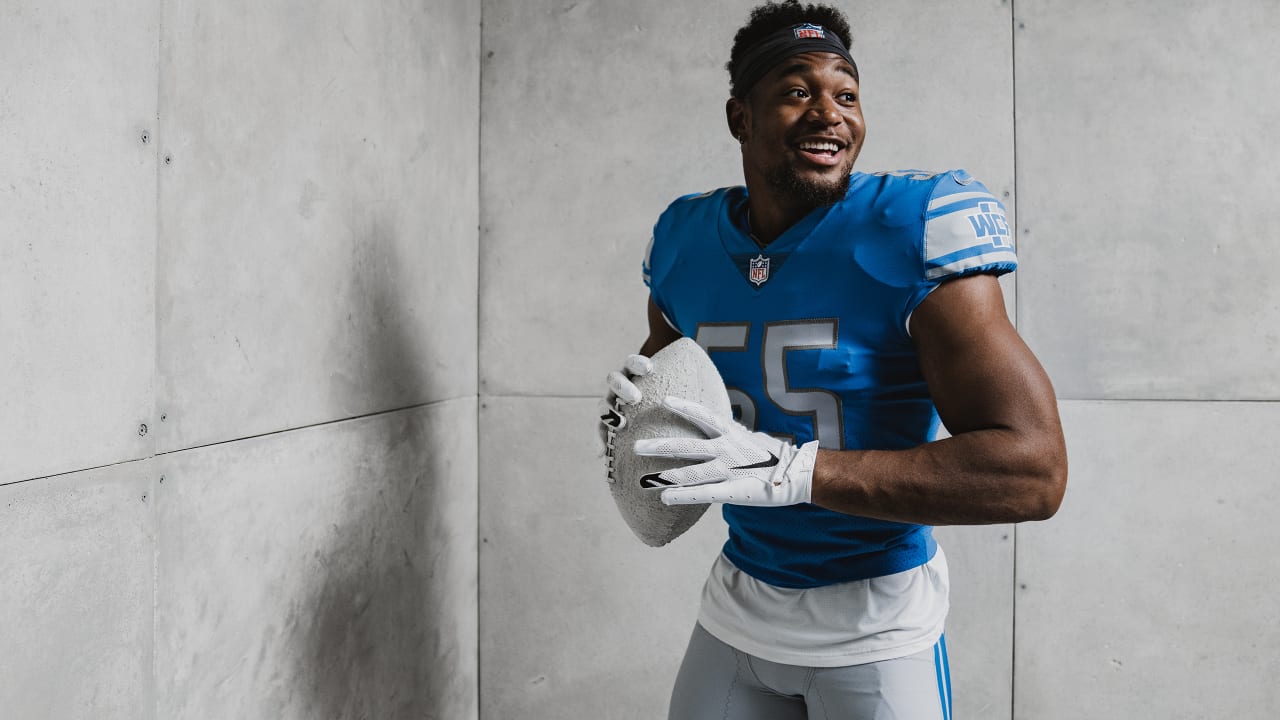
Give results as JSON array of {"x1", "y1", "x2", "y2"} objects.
[{"x1": 767, "y1": 166, "x2": 851, "y2": 208}]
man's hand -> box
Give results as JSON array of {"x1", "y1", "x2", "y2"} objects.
[
  {"x1": 596, "y1": 354, "x2": 653, "y2": 453},
  {"x1": 633, "y1": 396, "x2": 818, "y2": 507}
]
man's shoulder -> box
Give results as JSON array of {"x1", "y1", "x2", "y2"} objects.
[
  {"x1": 865, "y1": 168, "x2": 955, "y2": 183},
  {"x1": 662, "y1": 185, "x2": 743, "y2": 214},
  {"x1": 839, "y1": 169, "x2": 1002, "y2": 229},
  {"x1": 860, "y1": 169, "x2": 1015, "y2": 282},
  {"x1": 849, "y1": 169, "x2": 980, "y2": 208},
  {"x1": 828, "y1": 169, "x2": 1014, "y2": 286},
  {"x1": 654, "y1": 185, "x2": 743, "y2": 235}
]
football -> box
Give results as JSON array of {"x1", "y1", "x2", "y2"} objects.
[{"x1": 605, "y1": 338, "x2": 732, "y2": 547}]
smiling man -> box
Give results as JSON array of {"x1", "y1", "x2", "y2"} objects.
[{"x1": 600, "y1": 2, "x2": 1067, "y2": 717}]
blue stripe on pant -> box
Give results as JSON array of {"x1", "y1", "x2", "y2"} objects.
[{"x1": 934, "y1": 633, "x2": 952, "y2": 719}]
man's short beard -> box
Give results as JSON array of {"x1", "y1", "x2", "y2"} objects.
[{"x1": 765, "y1": 165, "x2": 851, "y2": 209}]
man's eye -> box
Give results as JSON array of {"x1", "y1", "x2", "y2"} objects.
[
  {"x1": 840, "y1": 92, "x2": 857, "y2": 103},
  {"x1": 787, "y1": 88, "x2": 809, "y2": 98}
]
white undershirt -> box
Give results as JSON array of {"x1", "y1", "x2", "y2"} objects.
[{"x1": 696, "y1": 546, "x2": 950, "y2": 667}]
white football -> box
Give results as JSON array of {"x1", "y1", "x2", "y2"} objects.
[{"x1": 605, "y1": 338, "x2": 731, "y2": 547}]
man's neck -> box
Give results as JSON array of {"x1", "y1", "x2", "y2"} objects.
[{"x1": 746, "y1": 193, "x2": 817, "y2": 247}]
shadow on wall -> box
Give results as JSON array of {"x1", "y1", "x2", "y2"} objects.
[{"x1": 292, "y1": 219, "x2": 466, "y2": 719}]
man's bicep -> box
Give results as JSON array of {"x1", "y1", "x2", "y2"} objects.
[
  {"x1": 640, "y1": 295, "x2": 683, "y2": 357},
  {"x1": 909, "y1": 274, "x2": 1059, "y2": 437}
]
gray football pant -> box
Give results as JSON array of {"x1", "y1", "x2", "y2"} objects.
[{"x1": 668, "y1": 624, "x2": 953, "y2": 720}]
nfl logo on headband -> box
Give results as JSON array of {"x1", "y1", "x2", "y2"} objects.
[{"x1": 793, "y1": 23, "x2": 825, "y2": 39}]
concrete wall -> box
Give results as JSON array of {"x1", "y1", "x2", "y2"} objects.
[
  {"x1": 479, "y1": 1, "x2": 1280, "y2": 719},
  {"x1": 5, "y1": 0, "x2": 1279, "y2": 718},
  {"x1": 1, "y1": 0, "x2": 480, "y2": 718},
  {"x1": 1012, "y1": 2, "x2": 1280, "y2": 716}
]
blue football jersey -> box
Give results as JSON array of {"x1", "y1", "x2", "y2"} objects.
[{"x1": 643, "y1": 169, "x2": 1016, "y2": 589}]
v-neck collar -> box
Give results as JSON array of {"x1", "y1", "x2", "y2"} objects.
[{"x1": 719, "y1": 186, "x2": 838, "y2": 258}]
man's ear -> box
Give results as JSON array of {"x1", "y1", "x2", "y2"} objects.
[{"x1": 726, "y1": 97, "x2": 748, "y2": 143}]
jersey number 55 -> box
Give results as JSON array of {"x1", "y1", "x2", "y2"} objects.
[{"x1": 694, "y1": 319, "x2": 845, "y2": 450}]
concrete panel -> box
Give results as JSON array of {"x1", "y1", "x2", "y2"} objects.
[
  {"x1": 848, "y1": 0, "x2": 1014, "y2": 195},
  {"x1": 1014, "y1": 2, "x2": 1280, "y2": 399},
  {"x1": 0, "y1": 461, "x2": 155, "y2": 720},
  {"x1": 480, "y1": 0, "x2": 1016, "y2": 397},
  {"x1": 154, "y1": 399, "x2": 477, "y2": 720},
  {"x1": 480, "y1": 396, "x2": 728, "y2": 719},
  {"x1": 157, "y1": 0, "x2": 480, "y2": 453},
  {"x1": 1015, "y1": 400, "x2": 1280, "y2": 718},
  {"x1": 479, "y1": 1, "x2": 740, "y2": 400},
  {"x1": 934, "y1": 524, "x2": 1014, "y2": 720},
  {"x1": 0, "y1": 0, "x2": 158, "y2": 482}
]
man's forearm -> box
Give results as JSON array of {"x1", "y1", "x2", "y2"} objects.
[{"x1": 810, "y1": 427, "x2": 1067, "y2": 525}]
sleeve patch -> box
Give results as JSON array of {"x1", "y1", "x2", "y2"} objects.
[{"x1": 924, "y1": 193, "x2": 1016, "y2": 280}]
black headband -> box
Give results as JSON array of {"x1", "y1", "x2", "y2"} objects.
[{"x1": 731, "y1": 23, "x2": 856, "y2": 98}]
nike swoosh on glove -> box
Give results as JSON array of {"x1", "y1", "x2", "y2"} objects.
[
  {"x1": 596, "y1": 354, "x2": 653, "y2": 454},
  {"x1": 632, "y1": 396, "x2": 819, "y2": 507}
]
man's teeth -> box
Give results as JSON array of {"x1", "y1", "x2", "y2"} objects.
[{"x1": 799, "y1": 141, "x2": 840, "y2": 152}]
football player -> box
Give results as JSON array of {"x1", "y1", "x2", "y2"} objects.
[{"x1": 601, "y1": 1, "x2": 1067, "y2": 718}]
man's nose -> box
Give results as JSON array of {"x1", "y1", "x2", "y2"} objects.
[{"x1": 806, "y1": 95, "x2": 842, "y2": 125}]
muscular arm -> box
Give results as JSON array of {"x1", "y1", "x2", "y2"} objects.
[{"x1": 810, "y1": 274, "x2": 1067, "y2": 525}]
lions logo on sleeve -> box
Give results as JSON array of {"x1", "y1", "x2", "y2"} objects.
[{"x1": 923, "y1": 171, "x2": 1016, "y2": 281}]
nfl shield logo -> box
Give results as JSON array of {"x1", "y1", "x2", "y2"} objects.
[
  {"x1": 749, "y1": 254, "x2": 770, "y2": 286},
  {"x1": 793, "y1": 23, "x2": 825, "y2": 39}
]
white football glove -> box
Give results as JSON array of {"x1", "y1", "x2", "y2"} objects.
[
  {"x1": 596, "y1": 354, "x2": 653, "y2": 454},
  {"x1": 633, "y1": 396, "x2": 819, "y2": 507}
]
